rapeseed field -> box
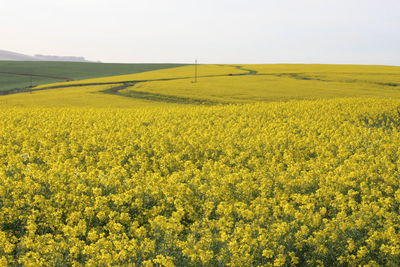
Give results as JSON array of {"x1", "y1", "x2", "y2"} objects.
[
  {"x1": 122, "y1": 64, "x2": 400, "y2": 103},
  {"x1": 0, "y1": 64, "x2": 400, "y2": 265}
]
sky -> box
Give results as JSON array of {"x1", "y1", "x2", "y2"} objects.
[{"x1": 1, "y1": 0, "x2": 400, "y2": 65}]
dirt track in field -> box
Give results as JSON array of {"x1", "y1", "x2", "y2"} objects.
[{"x1": 0, "y1": 65, "x2": 257, "y2": 96}]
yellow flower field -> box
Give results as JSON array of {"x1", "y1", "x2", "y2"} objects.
[
  {"x1": 0, "y1": 64, "x2": 400, "y2": 265},
  {"x1": 123, "y1": 74, "x2": 400, "y2": 104},
  {"x1": 121, "y1": 64, "x2": 400, "y2": 104},
  {"x1": 0, "y1": 85, "x2": 171, "y2": 108},
  {"x1": 33, "y1": 64, "x2": 246, "y2": 89},
  {"x1": 0, "y1": 98, "x2": 400, "y2": 266},
  {"x1": 0, "y1": 64, "x2": 397, "y2": 109}
]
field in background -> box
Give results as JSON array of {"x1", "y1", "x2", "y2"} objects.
[
  {"x1": 0, "y1": 64, "x2": 398, "y2": 107},
  {"x1": 0, "y1": 64, "x2": 247, "y2": 107},
  {"x1": 32, "y1": 64, "x2": 246, "y2": 89},
  {"x1": 122, "y1": 64, "x2": 400, "y2": 103},
  {"x1": 0, "y1": 61, "x2": 186, "y2": 91}
]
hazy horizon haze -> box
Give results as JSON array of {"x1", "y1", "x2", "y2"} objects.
[{"x1": 1, "y1": 0, "x2": 399, "y2": 65}]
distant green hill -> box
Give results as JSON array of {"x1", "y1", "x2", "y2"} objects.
[{"x1": 0, "y1": 61, "x2": 186, "y2": 91}]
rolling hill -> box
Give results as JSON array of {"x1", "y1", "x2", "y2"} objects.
[
  {"x1": 0, "y1": 49, "x2": 92, "y2": 62},
  {"x1": 0, "y1": 61, "x2": 187, "y2": 91},
  {"x1": 0, "y1": 49, "x2": 38, "y2": 61},
  {"x1": 0, "y1": 64, "x2": 399, "y2": 107}
]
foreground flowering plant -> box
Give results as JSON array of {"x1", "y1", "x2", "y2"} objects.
[{"x1": 0, "y1": 98, "x2": 399, "y2": 266}]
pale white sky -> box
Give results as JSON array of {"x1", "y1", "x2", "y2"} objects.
[{"x1": 1, "y1": 0, "x2": 399, "y2": 64}]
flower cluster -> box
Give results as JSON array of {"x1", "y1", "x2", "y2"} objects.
[{"x1": 0, "y1": 98, "x2": 399, "y2": 266}]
